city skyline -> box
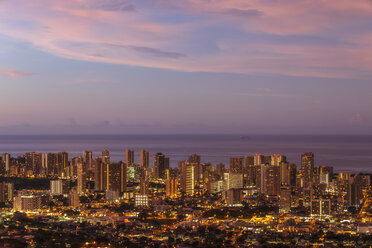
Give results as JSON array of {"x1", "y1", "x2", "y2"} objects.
[{"x1": 1, "y1": 0, "x2": 372, "y2": 134}]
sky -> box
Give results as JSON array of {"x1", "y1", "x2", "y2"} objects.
[{"x1": 1, "y1": 0, "x2": 372, "y2": 134}]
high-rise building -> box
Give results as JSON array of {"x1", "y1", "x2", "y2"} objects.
[
  {"x1": 83, "y1": 150, "x2": 93, "y2": 170},
  {"x1": 301, "y1": 152, "x2": 314, "y2": 188},
  {"x1": 0, "y1": 182, "x2": 13, "y2": 203},
  {"x1": 77, "y1": 158, "x2": 86, "y2": 195},
  {"x1": 263, "y1": 155, "x2": 272, "y2": 165},
  {"x1": 244, "y1": 156, "x2": 254, "y2": 185},
  {"x1": 311, "y1": 199, "x2": 331, "y2": 216},
  {"x1": 280, "y1": 187, "x2": 292, "y2": 213},
  {"x1": 25, "y1": 152, "x2": 43, "y2": 176},
  {"x1": 188, "y1": 154, "x2": 201, "y2": 182},
  {"x1": 13, "y1": 193, "x2": 41, "y2": 211},
  {"x1": 139, "y1": 166, "x2": 149, "y2": 195},
  {"x1": 45, "y1": 153, "x2": 57, "y2": 176},
  {"x1": 200, "y1": 163, "x2": 214, "y2": 183},
  {"x1": 254, "y1": 154, "x2": 263, "y2": 165},
  {"x1": 223, "y1": 172, "x2": 243, "y2": 191},
  {"x1": 69, "y1": 189, "x2": 80, "y2": 208},
  {"x1": 102, "y1": 149, "x2": 110, "y2": 164},
  {"x1": 25, "y1": 152, "x2": 33, "y2": 173},
  {"x1": 229, "y1": 157, "x2": 244, "y2": 174},
  {"x1": 94, "y1": 157, "x2": 104, "y2": 191},
  {"x1": 188, "y1": 154, "x2": 201, "y2": 164},
  {"x1": 245, "y1": 164, "x2": 257, "y2": 187},
  {"x1": 266, "y1": 165, "x2": 281, "y2": 196},
  {"x1": 245, "y1": 155, "x2": 254, "y2": 167},
  {"x1": 224, "y1": 188, "x2": 243, "y2": 206},
  {"x1": 346, "y1": 174, "x2": 364, "y2": 207},
  {"x1": 208, "y1": 180, "x2": 224, "y2": 194},
  {"x1": 140, "y1": 149, "x2": 149, "y2": 169},
  {"x1": 2, "y1": 153, "x2": 10, "y2": 173},
  {"x1": 94, "y1": 160, "x2": 127, "y2": 192},
  {"x1": 126, "y1": 149, "x2": 134, "y2": 166},
  {"x1": 256, "y1": 164, "x2": 269, "y2": 194},
  {"x1": 57, "y1": 152, "x2": 68, "y2": 177},
  {"x1": 166, "y1": 178, "x2": 178, "y2": 198},
  {"x1": 153, "y1": 153, "x2": 169, "y2": 179},
  {"x1": 70, "y1": 157, "x2": 81, "y2": 178},
  {"x1": 271, "y1": 154, "x2": 286, "y2": 166},
  {"x1": 280, "y1": 162, "x2": 297, "y2": 186},
  {"x1": 216, "y1": 163, "x2": 225, "y2": 179},
  {"x1": 180, "y1": 161, "x2": 195, "y2": 195},
  {"x1": 50, "y1": 179, "x2": 64, "y2": 195}
]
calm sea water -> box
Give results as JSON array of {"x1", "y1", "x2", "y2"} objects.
[{"x1": 0, "y1": 134, "x2": 371, "y2": 173}]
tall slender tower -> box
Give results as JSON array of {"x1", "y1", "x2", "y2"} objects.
[
  {"x1": 140, "y1": 150, "x2": 149, "y2": 169},
  {"x1": 102, "y1": 149, "x2": 110, "y2": 164},
  {"x1": 77, "y1": 158, "x2": 86, "y2": 194},
  {"x1": 83, "y1": 150, "x2": 93, "y2": 170},
  {"x1": 126, "y1": 149, "x2": 134, "y2": 166},
  {"x1": 94, "y1": 157, "x2": 104, "y2": 191},
  {"x1": 180, "y1": 161, "x2": 195, "y2": 195},
  {"x1": 2, "y1": 153, "x2": 10, "y2": 173},
  {"x1": 57, "y1": 152, "x2": 68, "y2": 178}
]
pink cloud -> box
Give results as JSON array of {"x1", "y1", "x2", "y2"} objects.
[
  {"x1": 0, "y1": 0, "x2": 372, "y2": 78},
  {"x1": 0, "y1": 68, "x2": 34, "y2": 78}
]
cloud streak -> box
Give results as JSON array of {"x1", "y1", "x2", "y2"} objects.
[{"x1": 0, "y1": 68, "x2": 34, "y2": 78}]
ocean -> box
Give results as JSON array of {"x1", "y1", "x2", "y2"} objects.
[{"x1": 0, "y1": 134, "x2": 371, "y2": 173}]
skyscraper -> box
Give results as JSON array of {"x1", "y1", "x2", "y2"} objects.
[
  {"x1": 77, "y1": 158, "x2": 86, "y2": 195},
  {"x1": 229, "y1": 157, "x2": 244, "y2": 174},
  {"x1": 166, "y1": 178, "x2": 179, "y2": 198},
  {"x1": 266, "y1": 165, "x2": 281, "y2": 196},
  {"x1": 69, "y1": 189, "x2": 80, "y2": 208},
  {"x1": 245, "y1": 164, "x2": 257, "y2": 187},
  {"x1": 102, "y1": 149, "x2": 110, "y2": 164},
  {"x1": 83, "y1": 150, "x2": 93, "y2": 170},
  {"x1": 94, "y1": 157, "x2": 104, "y2": 191},
  {"x1": 140, "y1": 149, "x2": 149, "y2": 169},
  {"x1": 0, "y1": 182, "x2": 13, "y2": 203},
  {"x1": 1, "y1": 153, "x2": 10, "y2": 173},
  {"x1": 94, "y1": 160, "x2": 127, "y2": 192},
  {"x1": 216, "y1": 163, "x2": 225, "y2": 179},
  {"x1": 256, "y1": 164, "x2": 268, "y2": 194},
  {"x1": 254, "y1": 154, "x2": 263, "y2": 165},
  {"x1": 223, "y1": 172, "x2": 243, "y2": 191},
  {"x1": 45, "y1": 153, "x2": 57, "y2": 176},
  {"x1": 153, "y1": 153, "x2": 169, "y2": 179},
  {"x1": 301, "y1": 152, "x2": 314, "y2": 188},
  {"x1": 25, "y1": 152, "x2": 43, "y2": 176},
  {"x1": 50, "y1": 179, "x2": 64, "y2": 195},
  {"x1": 188, "y1": 154, "x2": 201, "y2": 164},
  {"x1": 57, "y1": 152, "x2": 68, "y2": 177},
  {"x1": 188, "y1": 154, "x2": 201, "y2": 182},
  {"x1": 280, "y1": 162, "x2": 297, "y2": 186},
  {"x1": 180, "y1": 161, "x2": 195, "y2": 195},
  {"x1": 271, "y1": 154, "x2": 286, "y2": 166},
  {"x1": 126, "y1": 149, "x2": 134, "y2": 166}
]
